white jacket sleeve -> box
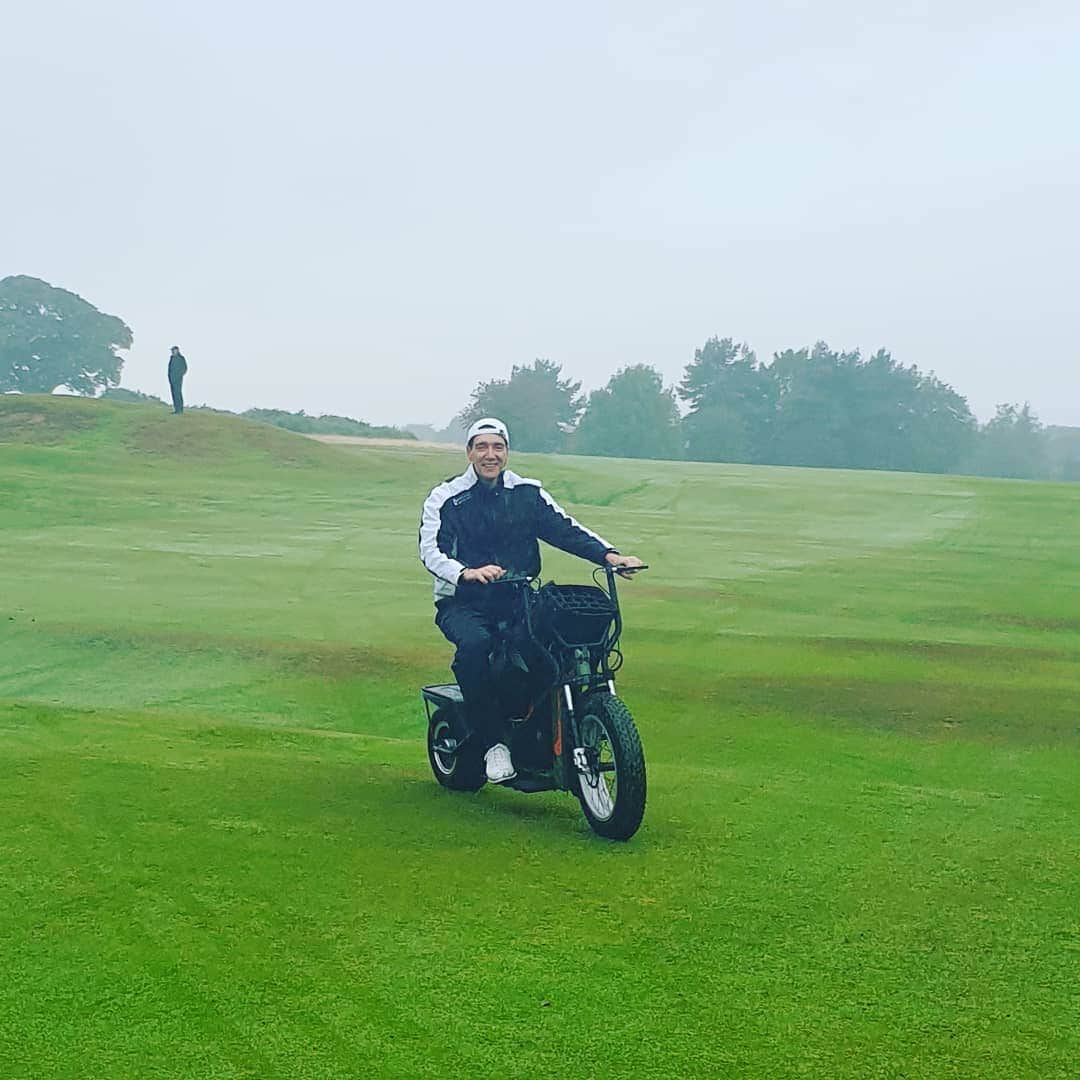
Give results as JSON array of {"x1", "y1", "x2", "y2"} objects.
[{"x1": 418, "y1": 483, "x2": 466, "y2": 585}]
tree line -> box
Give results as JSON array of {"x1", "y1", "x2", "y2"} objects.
[
  {"x1": 457, "y1": 343, "x2": 1076, "y2": 481},
  {"x1": 3, "y1": 274, "x2": 1075, "y2": 481}
]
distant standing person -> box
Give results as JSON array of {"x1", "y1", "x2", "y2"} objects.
[{"x1": 168, "y1": 346, "x2": 187, "y2": 414}]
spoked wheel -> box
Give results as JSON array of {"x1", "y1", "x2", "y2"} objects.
[
  {"x1": 575, "y1": 694, "x2": 646, "y2": 840},
  {"x1": 427, "y1": 708, "x2": 485, "y2": 792}
]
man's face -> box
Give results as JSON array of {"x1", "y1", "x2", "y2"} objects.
[{"x1": 467, "y1": 435, "x2": 508, "y2": 482}]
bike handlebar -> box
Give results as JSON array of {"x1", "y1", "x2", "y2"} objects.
[
  {"x1": 464, "y1": 565, "x2": 648, "y2": 587},
  {"x1": 479, "y1": 572, "x2": 534, "y2": 585}
]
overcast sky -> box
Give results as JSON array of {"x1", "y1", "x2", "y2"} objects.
[{"x1": 4, "y1": 1, "x2": 1078, "y2": 427}]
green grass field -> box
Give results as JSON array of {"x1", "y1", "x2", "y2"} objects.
[{"x1": 2, "y1": 395, "x2": 1078, "y2": 1078}]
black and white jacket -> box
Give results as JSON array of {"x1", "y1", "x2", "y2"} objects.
[{"x1": 419, "y1": 466, "x2": 616, "y2": 603}]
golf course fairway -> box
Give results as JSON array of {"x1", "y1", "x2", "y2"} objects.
[{"x1": 2, "y1": 396, "x2": 1077, "y2": 1078}]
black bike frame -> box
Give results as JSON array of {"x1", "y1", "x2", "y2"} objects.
[
  {"x1": 522, "y1": 565, "x2": 637, "y2": 791},
  {"x1": 422, "y1": 565, "x2": 645, "y2": 793}
]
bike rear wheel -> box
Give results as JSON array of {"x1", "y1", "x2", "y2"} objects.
[
  {"x1": 427, "y1": 708, "x2": 485, "y2": 792},
  {"x1": 575, "y1": 694, "x2": 646, "y2": 840}
]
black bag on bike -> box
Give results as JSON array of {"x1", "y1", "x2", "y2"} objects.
[{"x1": 535, "y1": 583, "x2": 616, "y2": 649}]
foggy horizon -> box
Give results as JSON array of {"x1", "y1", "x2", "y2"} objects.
[{"x1": 4, "y1": 1, "x2": 1079, "y2": 429}]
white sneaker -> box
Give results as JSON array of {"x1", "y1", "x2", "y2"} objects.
[{"x1": 484, "y1": 743, "x2": 516, "y2": 784}]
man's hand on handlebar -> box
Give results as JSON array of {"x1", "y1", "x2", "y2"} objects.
[
  {"x1": 460, "y1": 564, "x2": 506, "y2": 585},
  {"x1": 605, "y1": 553, "x2": 647, "y2": 577}
]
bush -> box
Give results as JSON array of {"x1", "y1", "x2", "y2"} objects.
[{"x1": 242, "y1": 408, "x2": 416, "y2": 440}]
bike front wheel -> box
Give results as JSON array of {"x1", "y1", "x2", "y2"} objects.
[{"x1": 575, "y1": 694, "x2": 646, "y2": 840}]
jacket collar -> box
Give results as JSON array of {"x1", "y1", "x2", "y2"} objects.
[{"x1": 463, "y1": 464, "x2": 508, "y2": 490}]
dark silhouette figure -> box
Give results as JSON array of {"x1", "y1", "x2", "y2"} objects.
[{"x1": 168, "y1": 346, "x2": 188, "y2": 414}]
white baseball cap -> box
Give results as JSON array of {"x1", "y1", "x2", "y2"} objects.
[{"x1": 466, "y1": 417, "x2": 510, "y2": 448}]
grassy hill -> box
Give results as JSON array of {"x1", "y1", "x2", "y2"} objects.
[{"x1": 2, "y1": 395, "x2": 1078, "y2": 1077}]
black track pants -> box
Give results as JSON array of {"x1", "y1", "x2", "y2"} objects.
[{"x1": 434, "y1": 600, "x2": 507, "y2": 751}]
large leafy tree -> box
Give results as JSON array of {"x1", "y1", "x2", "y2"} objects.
[
  {"x1": 678, "y1": 337, "x2": 775, "y2": 463},
  {"x1": 967, "y1": 403, "x2": 1048, "y2": 479},
  {"x1": 769, "y1": 343, "x2": 860, "y2": 468},
  {"x1": 573, "y1": 364, "x2": 681, "y2": 460},
  {"x1": 0, "y1": 276, "x2": 133, "y2": 394},
  {"x1": 895, "y1": 365, "x2": 977, "y2": 474},
  {"x1": 678, "y1": 336, "x2": 756, "y2": 410},
  {"x1": 769, "y1": 343, "x2": 975, "y2": 473},
  {"x1": 681, "y1": 402, "x2": 755, "y2": 464},
  {"x1": 459, "y1": 359, "x2": 583, "y2": 453}
]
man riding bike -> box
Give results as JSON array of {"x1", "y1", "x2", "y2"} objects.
[{"x1": 418, "y1": 417, "x2": 645, "y2": 784}]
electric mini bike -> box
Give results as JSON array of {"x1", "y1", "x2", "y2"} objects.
[{"x1": 421, "y1": 565, "x2": 648, "y2": 840}]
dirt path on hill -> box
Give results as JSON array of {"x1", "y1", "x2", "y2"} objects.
[{"x1": 304, "y1": 434, "x2": 456, "y2": 450}]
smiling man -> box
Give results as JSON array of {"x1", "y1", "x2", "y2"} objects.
[{"x1": 418, "y1": 417, "x2": 644, "y2": 784}]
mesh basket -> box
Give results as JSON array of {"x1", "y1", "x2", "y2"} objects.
[{"x1": 536, "y1": 584, "x2": 616, "y2": 646}]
